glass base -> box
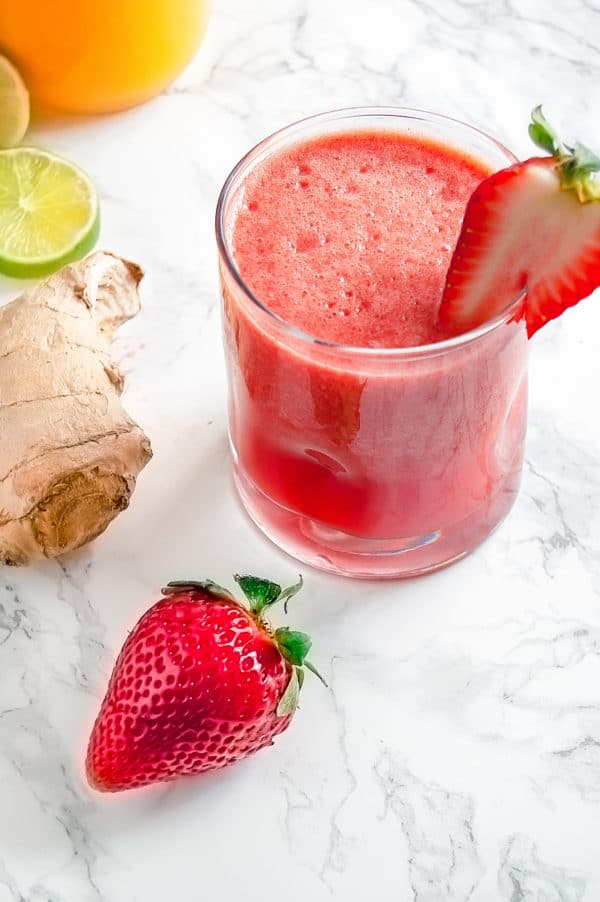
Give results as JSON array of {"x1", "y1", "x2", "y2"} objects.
[{"x1": 233, "y1": 463, "x2": 520, "y2": 579}]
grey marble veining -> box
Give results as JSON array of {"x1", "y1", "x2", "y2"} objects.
[{"x1": 1, "y1": 0, "x2": 600, "y2": 899}]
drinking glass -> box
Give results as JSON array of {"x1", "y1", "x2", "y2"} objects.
[{"x1": 216, "y1": 108, "x2": 527, "y2": 578}]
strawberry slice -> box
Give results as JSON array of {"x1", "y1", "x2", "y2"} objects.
[{"x1": 438, "y1": 107, "x2": 600, "y2": 337}]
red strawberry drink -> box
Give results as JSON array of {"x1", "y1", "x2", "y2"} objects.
[{"x1": 217, "y1": 109, "x2": 528, "y2": 578}]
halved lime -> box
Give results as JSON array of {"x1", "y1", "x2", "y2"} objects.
[
  {"x1": 0, "y1": 146, "x2": 100, "y2": 277},
  {"x1": 0, "y1": 55, "x2": 30, "y2": 148}
]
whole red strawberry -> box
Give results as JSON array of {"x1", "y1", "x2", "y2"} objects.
[{"x1": 86, "y1": 575, "x2": 321, "y2": 792}]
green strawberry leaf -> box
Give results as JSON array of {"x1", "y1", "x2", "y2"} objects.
[
  {"x1": 162, "y1": 580, "x2": 234, "y2": 600},
  {"x1": 529, "y1": 105, "x2": 561, "y2": 156},
  {"x1": 571, "y1": 142, "x2": 600, "y2": 173},
  {"x1": 304, "y1": 660, "x2": 328, "y2": 686},
  {"x1": 274, "y1": 628, "x2": 328, "y2": 686},
  {"x1": 234, "y1": 573, "x2": 304, "y2": 615},
  {"x1": 276, "y1": 667, "x2": 300, "y2": 717},
  {"x1": 234, "y1": 575, "x2": 282, "y2": 614},
  {"x1": 275, "y1": 627, "x2": 312, "y2": 665},
  {"x1": 528, "y1": 107, "x2": 600, "y2": 203},
  {"x1": 278, "y1": 574, "x2": 303, "y2": 613}
]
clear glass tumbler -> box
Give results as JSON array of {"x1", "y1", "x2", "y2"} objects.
[{"x1": 216, "y1": 108, "x2": 528, "y2": 578}]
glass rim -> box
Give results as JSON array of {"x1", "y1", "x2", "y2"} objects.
[{"x1": 215, "y1": 105, "x2": 523, "y2": 359}]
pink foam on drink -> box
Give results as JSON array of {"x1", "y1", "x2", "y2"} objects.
[{"x1": 232, "y1": 131, "x2": 490, "y2": 348}]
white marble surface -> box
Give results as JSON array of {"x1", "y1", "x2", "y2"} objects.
[{"x1": 2, "y1": 0, "x2": 600, "y2": 899}]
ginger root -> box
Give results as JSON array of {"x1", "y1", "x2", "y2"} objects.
[{"x1": 0, "y1": 252, "x2": 152, "y2": 565}]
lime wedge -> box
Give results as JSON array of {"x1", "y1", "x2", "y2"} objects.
[
  {"x1": 0, "y1": 55, "x2": 30, "y2": 148},
  {"x1": 0, "y1": 146, "x2": 100, "y2": 277}
]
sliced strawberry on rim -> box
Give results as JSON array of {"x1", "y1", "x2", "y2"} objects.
[{"x1": 438, "y1": 107, "x2": 600, "y2": 338}]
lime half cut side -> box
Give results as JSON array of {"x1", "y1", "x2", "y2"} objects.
[
  {"x1": 0, "y1": 55, "x2": 30, "y2": 148},
  {"x1": 0, "y1": 146, "x2": 100, "y2": 278}
]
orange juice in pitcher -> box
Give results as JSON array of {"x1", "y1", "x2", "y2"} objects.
[{"x1": 0, "y1": 0, "x2": 209, "y2": 115}]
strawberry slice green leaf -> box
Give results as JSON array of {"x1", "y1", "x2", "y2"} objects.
[
  {"x1": 438, "y1": 107, "x2": 600, "y2": 338},
  {"x1": 529, "y1": 106, "x2": 600, "y2": 201},
  {"x1": 528, "y1": 105, "x2": 565, "y2": 156}
]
